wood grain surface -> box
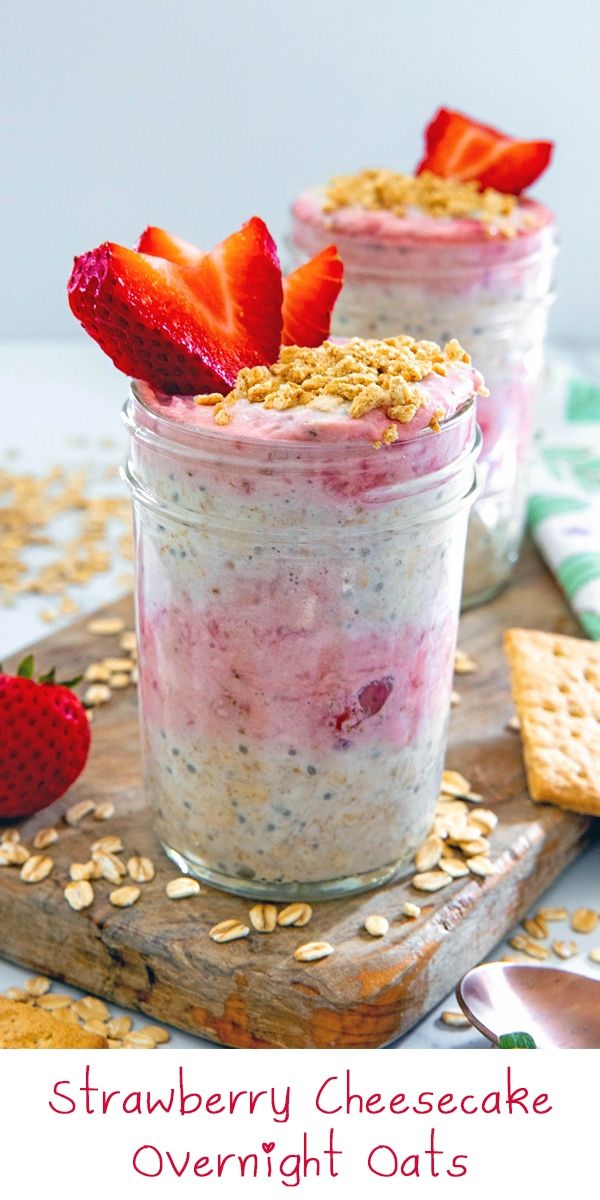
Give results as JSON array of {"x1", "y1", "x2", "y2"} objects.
[{"x1": 0, "y1": 541, "x2": 591, "y2": 1047}]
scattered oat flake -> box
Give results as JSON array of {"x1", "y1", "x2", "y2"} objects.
[
  {"x1": 507, "y1": 715, "x2": 521, "y2": 732},
  {"x1": 209, "y1": 919, "x2": 250, "y2": 944},
  {"x1": 83, "y1": 1018, "x2": 108, "y2": 1036},
  {"x1": 412, "y1": 870, "x2": 452, "y2": 893},
  {"x1": 0, "y1": 842, "x2": 30, "y2": 866},
  {"x1": 440, "y1": 771, "x2": 482, "y2": 803},
  {"x1": 537, "y1": 907, "x2": 568, "y2": 922},
  {"x1": 106, "y1": 1015, "x2": 132, "y2": 1037},
  {"x1": 32, "y1": 826, "x2": 58, "y2": 850},
  {"x1": 166, "y1": 877, "x2": 201, "y2": 900},
  {"x1": 450, "y1": 690, "x2": 461, "y2": 707},
  {"x1": 73, "y1": 996, "x2": 110, "y2": 1021},
  {"x1": 277, "y1": 902, "x2": 312, "y2": 928},
  {"x1": 36, "y1": 993, "x2": 72, "y2": 1010},
  {"x1": 5, "y1": 987, "x2": 29, "y2": 1002},
  {"x1": 91, "y1": 834, "x2": 123, "y2": 855},
  {"x1": 415, "y1": 836, "x2": 443, "y2": 872},
  {"x1": 123, "y1": 1031, "x2": 157, "y2": 1048},
  {"x1": 102, "y1": 657, "x2": 134, "y2": 673},
  {"x1": 0, "y1": 465, "x2": 132, "y2": 608},
  {"x1": 365, "y1": 914, "x2": 389, "y2": 937},
  {"x1": 509, "y1": 935, "x2": 550, "y2": 960},
  {"x1": 466, "y1": 856, "x2": 495, "y2": 878},
  {"x1": 0, "y1": 829, "x2": 20, "y2": 844},
  {"x1": 402, "y1": 901, "x2": 421, "y2": 918},
  {"x1": 552, "y1": 939, "x2": 578, "y2": 960},
  {"x1": 439, "y1": 857, "x2": 470, "y2": 878},
  {"x1": 84, "y1": 662, "x2": 111, "y2": 683},
  {"x1": 20, "y1": 854, "x2": 53, "y2": 883},
  {"x1": 441, "y1": 1010, "x2": 471, "y2": 1028},
  {"x1": 84, "y1": 683, "x2": 112, "y2": 706},
  {"x1": 469, "y1": 809, "x2": 498, "y2": 835},
  {"x1": 109, "y1": 672, "x2": 130, "y2": 689},
  {"x1": 139, "y1": 1024, "x2": 171, "y2": 1044},
  {"x1": 25, "y1": 976, "x2": 51, "y2": 997},
  {"x1": 523, "y1": 915, "x2": 548, "y2": 941},
  {"x1": 456, "y1": 837, "x2": 490, "y2": 857},
  {"x1": 249, "y1": 903, "x2": 278, "y2": 933},
  {"x1": 441, "y1": 769, "x2": 471, "y2": 795},
  {"x1": 65, "y1": 799, "x2": 96, "y2": 825},
  {"x1": 588, "y1": 948, "x2": 600, "y2": 964},
  {"x1": 127, "y1": 856, "x2": 155, "y2": 883},
  {"x1": 87, "y1": 617, "x2": 125, "y2": 636},
  {"x1": 571, "y1": 908, "x2": 598, "y2": 934},
  {"x1": 454, "y1": 649, "x2": 477, "y2": 674},
  {"x1": 293, "y1": 941, "x2": 334, "y2": 963},
  {"x1": 64, "y1": 880, "x2": 94, "y2": 910},
  {"x1": 110, "y1": 885, "x2": 140, "y2": 907},
  {"x1": 94, "y1": 801, "x2": 115, "y2": 821},
  {"x1": 94, "y1": 851, "x2": 127, "y2": 883},
  {"x1": 69, "y1": 860, "x2": 98, "y2": 882}
]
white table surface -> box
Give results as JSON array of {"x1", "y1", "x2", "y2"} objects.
[{"x1": 1, "y1": 337, "x2": 598, "y2": 1051}]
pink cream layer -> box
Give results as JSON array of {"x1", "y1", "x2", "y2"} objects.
[
  {"x1": 137, "y1": 358, "x2": 483, "y2": 446},
  {"x1": 292, "y1": 188, "x2": 554, "y2": 247},
  {"x1": 138, "y1": 586, "x2": 456, "y2": 753}
]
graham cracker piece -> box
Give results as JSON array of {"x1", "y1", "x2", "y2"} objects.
[
  {"x1": 0, "y1": 996, "x2": 107, "y2": 1049},
  {"x1": 503, "y1": 628, "x2": 600, "y2": 816}
]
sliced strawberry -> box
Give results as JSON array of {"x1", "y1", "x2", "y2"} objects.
[
  {"x1": 67, "y1": 217, "x2": 283, "y2": 394},
  {"x1": 416, "y1": 108, "x2": 553, "y2": 195},
  {"x1": 135, "y1": 227, "x2": 343, "y2": 350},
  {"x1": 281, "y1": 246, "x2": 343, "y2": 347},
  {"x1": 137, "y1": 226, "x2": 204, "y2": 268}
]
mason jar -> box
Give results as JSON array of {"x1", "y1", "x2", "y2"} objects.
[
  {"x1": 123, "y1": 383, "x2": 480, "y2": 900},
  {"x1": 289, "y1": 198, "x2": 557, "y2": 606}
]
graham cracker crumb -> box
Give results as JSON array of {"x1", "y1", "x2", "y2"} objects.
[
  {"x1": 196, "y1": 335, "x2": 481, "y2": 431},
  {"x1": 321, "y1": 168, "x2": 518, "y2": 231}
]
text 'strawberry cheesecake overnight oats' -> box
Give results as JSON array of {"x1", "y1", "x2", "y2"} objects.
[
  {"x1": 289, "y1": 109, "x2": 558, "y2": 606},
  {"x1": 68, "y1": 217, "x2": 483, "y2": 899}
]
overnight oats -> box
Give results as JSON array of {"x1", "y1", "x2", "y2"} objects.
[
  {"x1": 67, "y1": 216, "x2": 482, "y2": 899},
  {"x1": 288, "y1": 108, "x2": 557, "y2": 606}
]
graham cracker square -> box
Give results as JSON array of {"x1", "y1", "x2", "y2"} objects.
[{"x1": 503, "y1": 627, "x2": 600, "y2": 817}]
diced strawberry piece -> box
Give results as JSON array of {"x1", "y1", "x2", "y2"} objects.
[
  {"x1": 67, "y1": 218, "x2": 283, "y2": 394},
  {"x1": 281, "y1": 246, "x2": 343, "y2": 347},
  {"x1": 332, "y1": 676, "x2": 394, "y2": 735},
  {"x1": 416, "y1": 108, "x2": 553, "y2": 195}
]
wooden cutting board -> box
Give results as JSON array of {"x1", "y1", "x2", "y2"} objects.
[{"x1": 0, "y1": 541, "x2": 592, "y2": 1047}]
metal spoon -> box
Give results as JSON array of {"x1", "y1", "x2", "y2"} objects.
[{"x1": 456, "y1": 962, "x2": 600, "y2": 1048}]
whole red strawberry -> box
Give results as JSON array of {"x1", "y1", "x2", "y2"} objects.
[{"x1": 0, "y1": 657, "x2": 90, "y2": 819}]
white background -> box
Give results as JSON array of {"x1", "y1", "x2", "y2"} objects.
[
  {"x1": 2, "y1": 0, "x2": 599, "y2": 341},
  {"x1": 0, "y1": 1049, "x2": 596, "y2": 1197}
]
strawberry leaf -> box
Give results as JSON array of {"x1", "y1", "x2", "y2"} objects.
[{"x1": 17, "y1": 655, "x2": 35, "y2": 679}]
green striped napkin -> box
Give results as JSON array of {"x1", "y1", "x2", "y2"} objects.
[{"x1": 528, "y1": 361, "x2": 600, "y2": 640}]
